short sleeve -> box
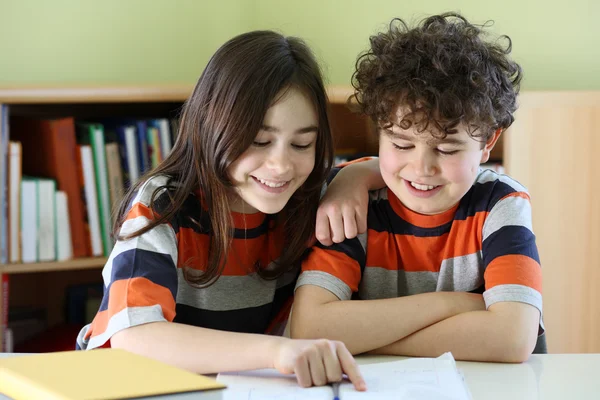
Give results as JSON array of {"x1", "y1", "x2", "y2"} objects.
[{"x1": 77, "y1": 177, "x2": 179, "y2": 350}]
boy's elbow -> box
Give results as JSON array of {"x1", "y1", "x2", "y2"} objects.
[{"x1": 492, "y1": 328, "x2": 538, "y2": 363}]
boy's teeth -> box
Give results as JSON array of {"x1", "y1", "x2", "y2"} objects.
[
  {"x1": 410, "y1": 182, "x2": 437, "y2": 191},
  {"x1": 257, "y1": 178, "x2": 286, "y2": 188}
]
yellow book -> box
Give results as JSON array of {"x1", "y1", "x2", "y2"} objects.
[{"x1": 0, "y1": 349, "x2": 226, "y2": 400}]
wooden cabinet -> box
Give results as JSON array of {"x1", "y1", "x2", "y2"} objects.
[{"x1": 504, "y1": 91, "x2": 600, "y2": 353}]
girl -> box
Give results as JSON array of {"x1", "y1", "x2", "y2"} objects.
[{"x1": 77, "y1": 30, "x2": 366, "y2": 390}]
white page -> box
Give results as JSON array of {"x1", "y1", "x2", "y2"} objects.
[{"x1": 218, "y1": 353, "x2": 470, "y2": 400}]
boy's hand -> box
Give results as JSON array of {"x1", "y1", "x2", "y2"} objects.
[{"x1": 273, "y1": 338, "x2": 367, "y2": 391}]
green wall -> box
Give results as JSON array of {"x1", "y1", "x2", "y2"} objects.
[{"x1": 1, "y1": 0, "x2": 598, "y2": 89}]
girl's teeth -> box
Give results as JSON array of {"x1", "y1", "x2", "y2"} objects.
[
  {"x1": 410, "y1": 182, "x2": 437, "y2": 191},
  {"x1": 258, "y1": 178, "x2": 286, "y2": 188}
]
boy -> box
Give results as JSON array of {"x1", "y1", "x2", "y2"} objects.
[{"x1": 291, "y1": 12, "x2": 543, "y2": 362}]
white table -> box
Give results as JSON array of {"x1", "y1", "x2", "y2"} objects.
[
  {"x1": 358, "y1": 354, "x2": 600, "y2": 399},
  {"x1": 1, "y1": 353, "x2": 599, "y2": 399}
]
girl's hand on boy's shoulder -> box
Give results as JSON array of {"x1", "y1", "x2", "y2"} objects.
[
  {"x1": 272, "y1": 338, "x2": 367, "y2": 391},
  {"x1": 316, "y1": 179, "x2": 369, "y2": 247}
]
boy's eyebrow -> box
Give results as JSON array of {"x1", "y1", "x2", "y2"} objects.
[
  {"x1": 261, "y1": 124, "x2": 318, "y2": 134},
  {"x1": 387, "y1": 129, "x2": 467, "y2": 146}
]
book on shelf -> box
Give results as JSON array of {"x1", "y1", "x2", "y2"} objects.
[
  {"x1": 10, "y1": 117, "x2": 89, "y2": 258},
  {"x1": 8, "y1": 141, "x2": 21, "y2": 263},
  {"x1": 77, "y1": 124, "x2": 113, "y2": 257},
  {"x1": 55, "y1": 190, "x2": 73, "y2": 261},
  {"x1": 0, "y1": 104, "x2": 9, "y2": 264},
  {"x1": 20, "y1": 178, "x2": 38, "y2": 263},
  {"x1": 77, "y1": 145, "x2": 103, "y2": 257},
  {"x1": 20, "y1": 177, "x2": 57, "y2": 263},
  {"x1": 104, "y1": 142, "x2": 124, "y2": 220}
]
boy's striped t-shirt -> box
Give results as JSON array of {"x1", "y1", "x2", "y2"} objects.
[
  {"x1": 77, "y1": 175, "x2": 297, "y2": 350},
  {"x1": 298, "y1": 168, "x2": 543, "y2": 330}
]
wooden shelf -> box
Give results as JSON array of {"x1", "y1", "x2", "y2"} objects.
[
  {"x1": 0, "y1": 84, "x2": 354, "y2": 105},
  {"x1": 0, "y1": 257, "x2": 107, "y2": 274}
]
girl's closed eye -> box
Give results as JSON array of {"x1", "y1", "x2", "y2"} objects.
[
  {"x1": 292, "y1": 142, "x2": 314, "y2": 150},
  {"x1": 253, "y1": 141, "x2": 270, "y2": 147}
]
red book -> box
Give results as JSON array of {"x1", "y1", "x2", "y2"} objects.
[{"x1": 10, "y1": 117, "x2": 90, "y2": 257}]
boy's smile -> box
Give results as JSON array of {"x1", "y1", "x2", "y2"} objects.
[{"x1": 379, "y1": 108, "x2": 500, "y2": 215}]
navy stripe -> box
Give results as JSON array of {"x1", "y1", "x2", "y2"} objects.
[
  {"x1": 455, "y1": 180, "x2": 518, "y2": 220},
  {"x1": 175, "y1": 303, "x2": 273, "y2": 333},
  {"x1": 482, "y1": 225, "x2": 540, "y2": 268},
  {"x1": 174, "y1": 280, "x2": 294, "y2": 334},
  {"x1": 165, "y1": 192, "x2": 271, "y2": 239},
  {"x1": 368, "y1": 199, "x2": 453, "y2": 237},
  {"x1": 316, "y1": 236, "x2": 366, "y2": 270},
  {"x1": 99, "y1": 248, "x2": 178, "y2": 312}
]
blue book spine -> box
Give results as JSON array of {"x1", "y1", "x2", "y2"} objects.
[{"x1": 136, "y1": 120, "x2": 149, "y2": 175}]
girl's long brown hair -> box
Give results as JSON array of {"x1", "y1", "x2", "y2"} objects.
[{"x1": 114, "y1": 31, "x2": 333, "y2": 286}]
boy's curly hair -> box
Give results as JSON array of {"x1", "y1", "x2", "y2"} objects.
[{"x1": 352, "y1": 12, "x2": 522, "y2": 141}]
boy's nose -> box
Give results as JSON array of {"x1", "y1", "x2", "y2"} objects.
[{"x1": 413, "y1": 153, "x2": 437, "y2": 177}]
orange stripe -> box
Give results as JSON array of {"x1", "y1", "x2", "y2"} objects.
[
  {"x1": 335, "y1": 157, "x2": 373, "y2": 168},
  {"x1": 484, "y1": 254, "x2": 542, "y2": 293},
  {"x1": 366, "y1": 212, "x2": 486, "y2": 273},
  {"x1": 177, "y1": 225, "x2": 284, "y2": 276},
  {"x1": 499, "y1": 191, "x2": 531, "y2": 202},
  {"x1": 88, "y1": 277, "x2": 176, "y2": 339},
  {"x1": 302, "y1": 247, "x2": 362, "y2": 292},
  {"x1": 124, "y1": 201, "x2": 158, "y2": 222}
]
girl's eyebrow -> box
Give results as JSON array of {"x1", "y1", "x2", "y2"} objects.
[{"x1": 260, "y1": 124, "x2": 318, "y2": 134}]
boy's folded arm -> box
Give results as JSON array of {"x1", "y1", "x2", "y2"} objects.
[
  {"x1": 368, "y1": 301, "x2": 540, "y2": 363},
  {"x1": 290, "y1": 284, "x2": 487, "y2": 355}
]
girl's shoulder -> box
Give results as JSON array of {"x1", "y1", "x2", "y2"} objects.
[{"x1": 133, "y1": 175, "x2": 174, "y2": 206}]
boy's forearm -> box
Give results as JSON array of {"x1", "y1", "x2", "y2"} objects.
[
  {"x1": 292, "y1": 289, "x2": 485, "y2": 355},
  {"x1": 368, "y1": 303, "x2": 540, "y2": 363}
]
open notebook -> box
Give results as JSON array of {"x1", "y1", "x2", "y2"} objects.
[{"x1": 218, "y1": 353, "x2": 471, "y2": 400}]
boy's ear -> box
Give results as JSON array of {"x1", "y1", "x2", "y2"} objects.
[{"x1": 480, "y1": 129, "x2": 502, "y2": 164}]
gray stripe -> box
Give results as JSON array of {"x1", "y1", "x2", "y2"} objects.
[
  {"x1": 296, "y1": 270, "x2": 352, "y2": 300},
  {"x1": 477, "y1": 168, "x2": 527, "y2": 193},
  {"x1": 176, "y1": 269, "x2": 277, "y2": 311},
  {"x1": 437, "y1": 252, "x2": 484, "y2": 291},
  {"x1": 80, "y1": 305, "x2": 167, "y2": 350},
  {"x1": 482, "y1": 196, "x2": 533, "y2": 241},
  {"x1": 360, "y1": 268, "x2": 438, "y2": 297},
  {"x1": 484, "y1": 284, "x2": 543, "y2": 313},
  {"x1": 360, "y1": 257, "x2": 484, "y2": 299}
]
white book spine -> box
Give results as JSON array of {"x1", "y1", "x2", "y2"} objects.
[
  {"x1": 37, "y1": 179, "x2": 56, "y2": 262},
  {"x1": 125, "y1": 126, "x2": 140, "y2": 184},
  {"x1": 55, "y1": 191, "x2": 73, "y2": 261},
  {"x1": 158, "y1": 119, "x2": 172, "y2": 160},
  {"x1": 20, "y1": 180, "x2": 38, "y2": 263},
  {"x1": 81, "y1": 146, "x2": 103, "y2": 256}
]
